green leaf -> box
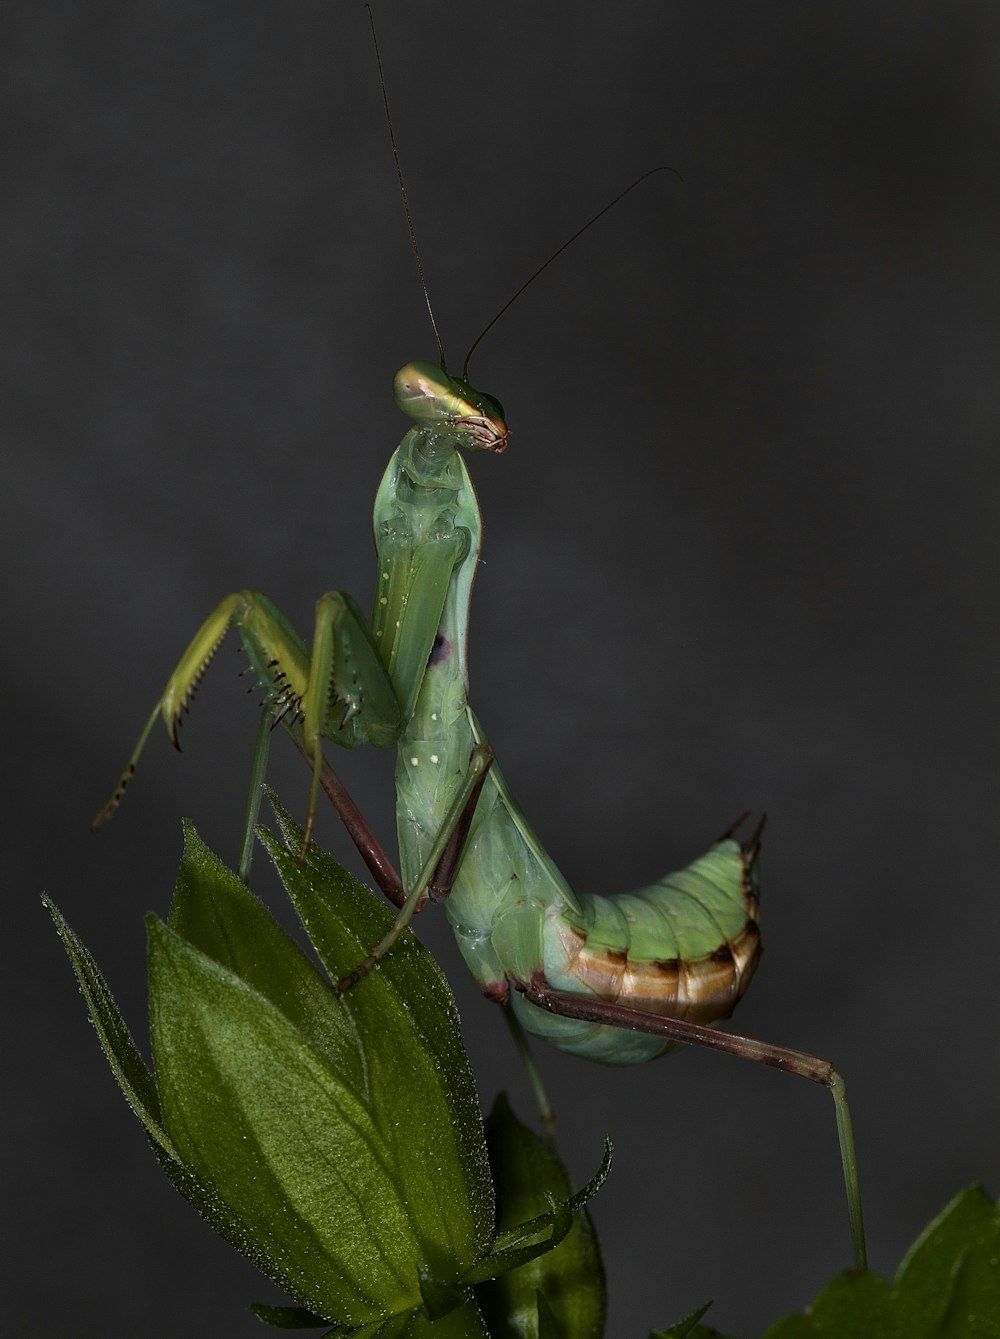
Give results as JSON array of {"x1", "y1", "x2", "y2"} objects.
[
  {"x1": 416, "y1": 1265, "x2": 469, "y2": 1321},
  {"x1": 168, "y1": 821, "x2": 367, "y2": 1095},
  {"x1": 45, "y1": 895, "x2": 285, "y2": 1291},
  {"x1": 43, "y1": 895, "x2": 172, "y2": 1157},
  {"x1": 144, "y1": 809, "x2": 501, "y2": 1327},
  {"x1": 648, "y1": 1299, "x2": 718, "y2": 1337},
  {"x1": 891, "y1": 1185, "x2": 997, "y2": 1337},
  {"x1": 762, "y1": 1318, "x2": 814, "y2": 1339},
  {"x1": 894, "y1": 1186, "x2": 1000, "y2": 1338},
  {"x1": 474, "y1": 1093, "x2": 606, "y2": 1339},
  {"x1": 762, "y1": 1186, "x2": 1000, "y2": 1338},
  {"x1": 394, "y1": 1299, "x2": 492, "y2": 1337},
  {"x1": 464, "y1": 1197, "x2": 574, "y2": 1287},
  {"x1": 149, "y1": 912, "x2": 420, "y2": 1320},
  {"x1": 462, "y1": 1134, "x2": 611, "y2": 1294},
  {"x1": 263, "y1": 799, "x2": 494, "y2": 1282},
  {"x1": 768, "y1": 1272, "x2": 895, "y2": 1338}
]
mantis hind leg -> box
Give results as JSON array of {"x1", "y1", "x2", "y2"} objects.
[{"x1": 519, "y1": 982, "x2": 867, "y2": 1270}]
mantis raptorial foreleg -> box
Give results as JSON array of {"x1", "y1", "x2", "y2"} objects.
[{"x1": 91, "y1": 587, "x2": 403, "y2": 867}]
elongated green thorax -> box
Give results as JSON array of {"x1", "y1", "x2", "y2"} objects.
[{"x1": 370, "y1": 363, "x2": 507, "y2": 721}]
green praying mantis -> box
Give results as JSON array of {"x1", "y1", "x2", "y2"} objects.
[{"x1": 90, "y1": 62, "x2": 867, "y2": 1273}]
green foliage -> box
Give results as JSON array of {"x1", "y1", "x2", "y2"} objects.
[
  {"x1": 763, "y1": 1185, "x2": 1000, "y2": 1339},
  {"x1": 651, "y1": 1186, "x2": 1000, "y2": 1339},
  {"x1": 46, "y1": 800, "x2": 1000, "y2": 1336},
  {"x1": 46, "y1": 804, "x2": 605, "y2": 1336},
  {"x1": 648, "y1": 1299, "x2": 714, "y2": 1337},
  {"x1": 476, "y1": 1093, "x2": 606, "y2": 1338}
]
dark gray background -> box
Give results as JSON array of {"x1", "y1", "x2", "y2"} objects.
[{"x1": 5, "y1": 3, "x2": 998, "y2": 1335}]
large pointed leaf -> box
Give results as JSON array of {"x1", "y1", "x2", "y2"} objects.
[
  {"x1": 168, "y1": 821, "x2": 367, "y2": 1096},
  {"x1": 263, "y1": 799, "x2": 494, "y2": 1282},
  {"x1": 648, "y1": 1300, "x2": 717, "y2": 1337},
  {"x1": 46, "y1": 894, "x2": 305, "y2": 1285},
  {"x1": 43, "y1": 895, "x2": 171, "y2": 1156},
  {"x1": 52, "y1": 817, "x2": 499, "y2": 1330},
  {"x1": 149, "y1": 913, "x2": 418, "y2": 1320},
  {"x1": 893, "y1": 1185, "x2": 1000, "y2": 1337},
  {"x1": 146, "y1": 805, "x2": 502, "y2": 1327}
]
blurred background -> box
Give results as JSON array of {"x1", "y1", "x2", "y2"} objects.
[{"x1": 4, "y1": 2, "x2": 998, "y2": 1334}]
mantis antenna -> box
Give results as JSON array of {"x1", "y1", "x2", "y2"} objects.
[
  {"x1": 368, "y1": 7, "x2": 679, "y2": 386},
  {"x1": 366, "y1": 4, "x2": 448, "y2": 373},
  {"x1": 461, "y1": 164, "x2": 682, "y2": 380}
]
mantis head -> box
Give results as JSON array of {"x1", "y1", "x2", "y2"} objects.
[{"x1": 393, "y1": 361, "x2": 508, "y2": 453}]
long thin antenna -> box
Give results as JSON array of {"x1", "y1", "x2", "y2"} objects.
[
  {"x1": 461, "y1": 165, "x2": 681, "y2": 381},
  {"x1": 366, "y1": 5, "x2": 447, "y2": 371}
]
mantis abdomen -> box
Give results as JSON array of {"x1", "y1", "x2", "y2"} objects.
[{"x1": 445, "y1": 749, "x2": 762, "y2": 1067}]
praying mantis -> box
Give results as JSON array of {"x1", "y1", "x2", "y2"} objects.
[
  {"x1": 90, "y1": 30, "x2": 867, "y2": 1275},
  {"x1": 91, "y1": 343, "x2": 867, "y2": 1269}
]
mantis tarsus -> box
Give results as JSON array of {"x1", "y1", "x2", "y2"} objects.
[{"x1": 91, "y1": 49, "x2": 867, "y2": 1271}]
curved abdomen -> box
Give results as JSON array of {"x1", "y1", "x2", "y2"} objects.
[
  {"x1": 496, "y1": 831, "x2": 763, "y2": 1066},
  {"x1": 449, "y1": 782, "x2": 763, "y2": 1066}
]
